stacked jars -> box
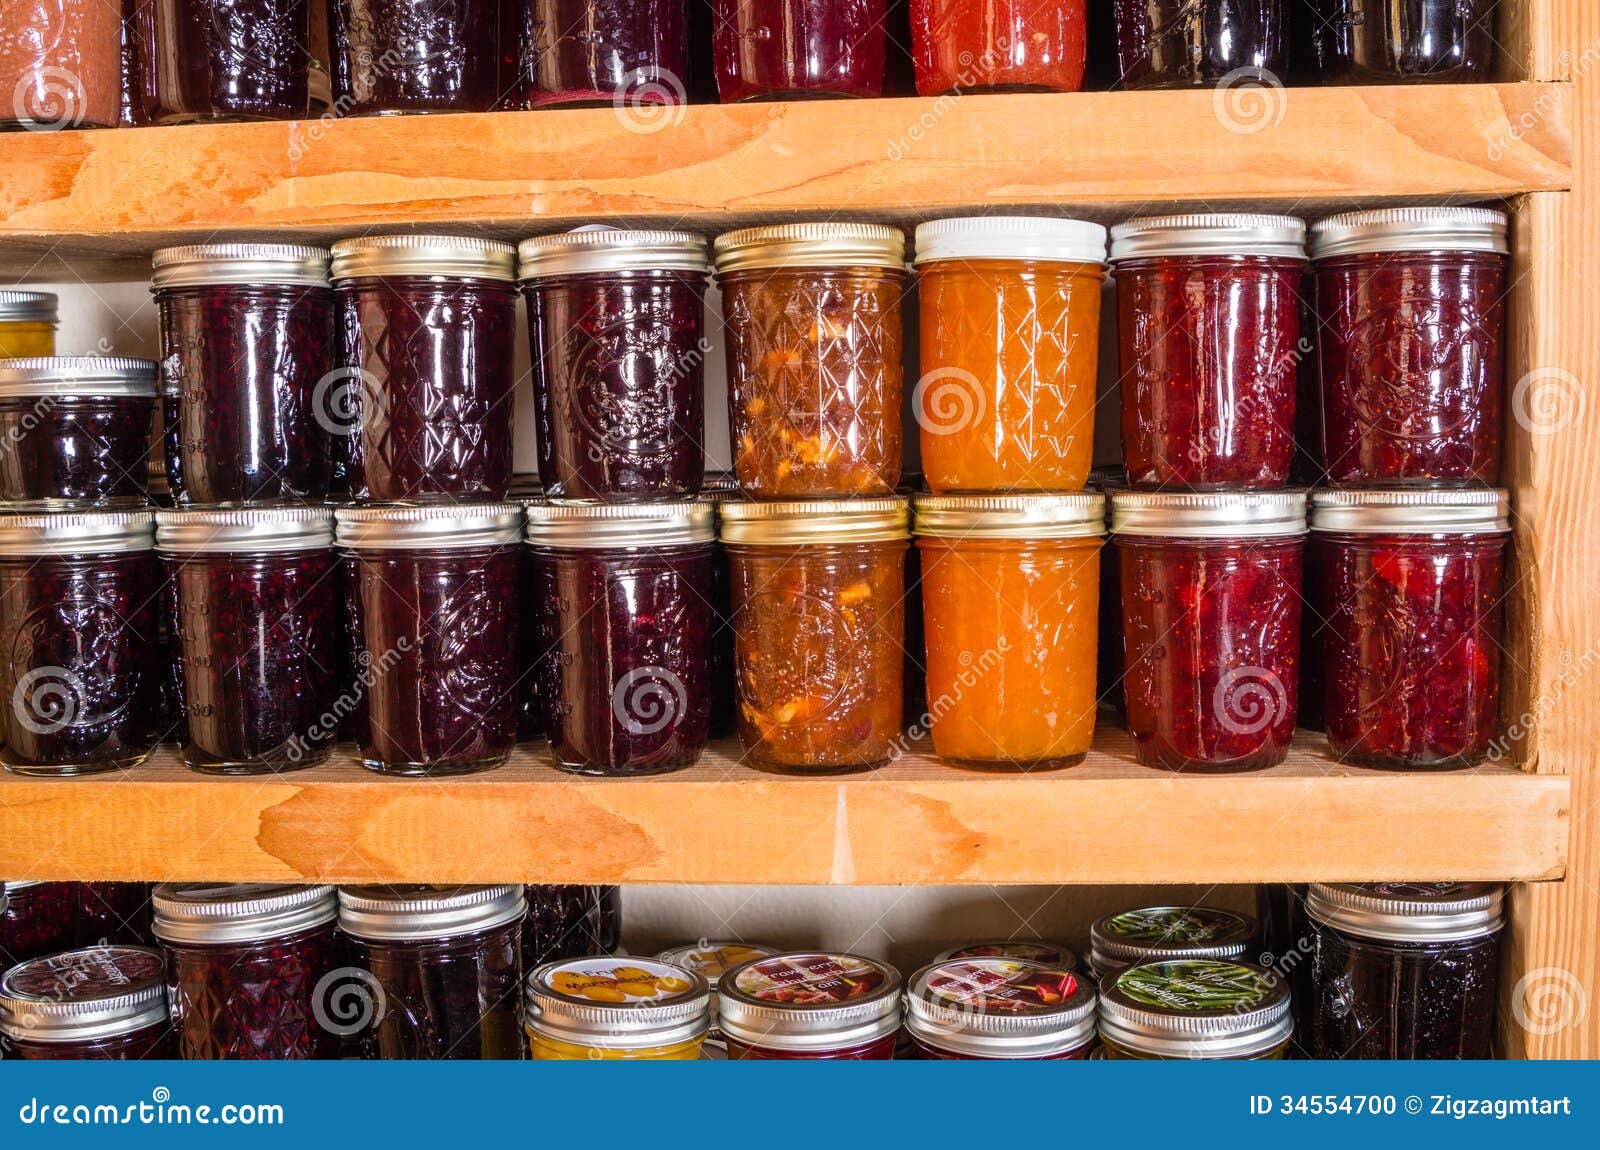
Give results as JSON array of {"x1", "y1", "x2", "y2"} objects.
[{"x1": 1098, "y1": 958, "x2": 1292, "y2": 1059}]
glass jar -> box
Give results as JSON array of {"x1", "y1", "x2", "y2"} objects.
[
  {"x1": 704, "y1": 472, "x2": 740, "y2": 740},
  {"x1": 711, "y1": 0, "x2": 886, "y2": 101},
  {"x1": 657, "y1": 942, "x2": 781, "y2": 1044},
  {"x1": 1112, "y1": 0, "x2": 1287, "y2": 89},
  {"x1": 914, "y1": 493, "x2": 1104, "y2": 768},
  {"x1": 0, "y1": 1, "x2": 122, "y2": 129},
  {"x1": 0, "y1": 511, "x2": 163, "y2": 776},
  {"x1": 76, "y1": 881, "x2": 154, "y2": 947},
  {"x1": 1112, "y1": 491, "x2": 1307, "y2": 771},
  {"x1": 525, "y1": 957, "x2": 710, "y2": 1060},
  {"x1": 913, "y1": 217, "x2": 1105, "y2": 493},
  {"x1": 907, "y1": 957, "x2": 1095, "y2": 1060},
  {"x1": 715, "y1": 224, "x2": 906, "y2": 497},
  {"x1": 910, "y1": 0, "x2": 1087, "y2": 95},
  {"x1": 338, "y1": 884, "x2": 527, "y2": 1060},
  {"x1": 1299, "y1": 882, "x2": 1503, "y2": 1059},
  {"x1": 331, "y1": 235, "x2": 519, "y2": 502},
  {"x1": 157, "y1": 508, "x2": 341, "y2": 775},
  {"x1": 153, "y1": 882, "x2": 341, "y2": 1060},
  {"x1": 1098, "y1": 958, "x2": 1291, "y2": 1059},
  {"x1": 526, "y1": 502, "x2": 714, "y2": 776},
  {"x1": 1308, "y1": 489, "x2": 1509, "y2": 769},
  {"x1": 328, "y1": 0, "x2": 505, "y2": 115},
  {"x1": 523, "y1": 885, "x2": 621, "y2": 966},
  {"x1": 337, "y1": 504, "x2": 523, "y2": 777},
  {"x1": 934, "y1": 939, "x2": 1080, "y2": 969},
  {"x1": 153, "y1": 244, "x2": 335, "y2": 506},
  {"x1": 518, "y1": 230, "x2": 710, "y2": 501},
  {"x1": 721, "y1": 499, "x2": 908, "y2": 773},
  {"x1": 0, "y1": 291, "x2": 57, "y2": 357},
  {"x1": 1088, "y1": 906, "x2": 1257, "y2": 977},
  {"x1": 133, "y1": 0, "x2": 309, "y2": 122},
  {"x1": 0, "y1": 881, "x2": 78, "y2": 967},
  {"x1": 1312, "y1": 208, "x2": 1508, "y2": 486},
  {"x1": 518, "y1": 0, "x2": 689, "y2": 107},
  {"x1": 0, "y1": 945, "x2": 175, "y2": 1060},
  {"x1": 1305, "y1": 0, "x2": 1495, "y2": 84},
  {"x1": 1111, "y1": 215, "x2": 1307, "y2": 489},
  {"x1": 718, "y1": 952, "x2": 901, "y2": 1060}
]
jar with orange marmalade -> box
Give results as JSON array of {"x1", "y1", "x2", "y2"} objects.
[
  {"x1": 913, "y1": 218, "x2": 1106, "y2": 493},
  {"x1": 523, "y1": 957, "x2": 710, "y2": 1061},
  {"x1": 914, "y1": 493, "x2": 1104, "y2": 767},
  {"x1": 0, "y1": 293, "x2": 58, "y2": 358}
]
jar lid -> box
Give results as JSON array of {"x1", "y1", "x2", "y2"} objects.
[
  {"x1": 518, "y1": 227, "x2": 710, "y2": 278},
  {"x1": 1089, "y1": 907, "x2": 1257, "y2": 973},
  {"x1": 0, "y1": 290, "x2": 58, "y2": 323},
  {"x1": 1098, "y1": 959, "x2": 1291, "y2": 1059},
  {"x1": 906, "y1": 958, "x2": 1096, "y2": 1059},
  {"x1": 713, "y1": 222, "x2": 906, "y2": 273},
  {"x1": 913, "y1": 216, "x2": 1107, "y2": 266},
  {"x1": 330, "y1": 235, "x2": 518, "y2": 282},
  {"x1": 719, "y1": 498, "x2": 909, "y2": 545},
  {"x1": 656, "y1": 942, "x2": 783, "y2": 990},
  {"x1": 701, "y1": 470, "x2": 741, "y2": 495},
  {"x1": 1311, "y1": 207, "x2": 1510, "y2": 259},
  {"x1": 152, "y1": 243, "x2": 332, "y2": 288},
  {"x1": 717, "y1": 953, "x2": 902, "y2": 1052},
  {"x1": 524, "y1": 500, "x2": 715, "y2": 548},
  {"x1": 933, "y1": 939, "x2": 1081, "y2": 969},
  {"x1": 1110, "y1": 214, "x2": 1307, "y2": 261},
  {"x1": 524, "y1": 958, "x2": 711, "y2": 1050},
  {"x1": 1305, "y1": 882, "x2": 1505, "y2": 943},
  {"x1": 335, "y1": 503, "x2": 524, "y2": 550},
  {"x1": 152, "y1": 883, "x2": 338, "y2": 946},
  {"x1": 0, "y1": 947, "x2": 169, "y2": 1044},
  {"x1": 156, "y1": 507, "x2": 335, "y2": 553},
  {"x1": 1110, "y1": 490, "x2": 1307, "y2": 538},
  {"x1": 0, "y1": 510, "x2": 156, "y2": 557},
  {"x1": 1309, "y1": 488, "x2": 1510, "y2": 534},
  {"x1": 913, "y1": 492, "x2": 1106, "y2": 540},
  {"x1": 0, "y1": 356, "x2": 158, "y2": 398},
  {"x1": 338, "y1": 884, "x2": 527, "y2": 942}
]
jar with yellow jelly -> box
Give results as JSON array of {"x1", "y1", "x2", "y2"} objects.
[
  {"x1": 0, "y1": 293, "x2": 58, "y2": 358},
  {"x1": 523, "y1": 957, "x2": 709, "y2": 1060},
  {"x1": 1097, "y1": 959, "x2": 1291, "y2": 1060}
]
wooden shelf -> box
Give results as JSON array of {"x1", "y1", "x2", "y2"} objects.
[{"x1": 0, "y1": 83, "x2": 1572, "y2": 280}]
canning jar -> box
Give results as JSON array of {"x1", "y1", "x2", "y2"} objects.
[
  {"x1": 525, "y1": 957, "x2": 710, "y2": 1060},
  {"x1": 1299, "y1": 882, "x2": 1503, "y2": 1059},
  {"x1": 1305, "y1": 0, "x2": 1495, "y2": 84},
  {"x1": 1112, "y1": 0, "x2": 1287, "y2": 89},
  {"x1": 76, "y1": 881, "x2": 154, "y2": 947},
  {"x1": 907, "y1": 958, "x2": 1095, "y2": 1060},
  {"x1": 328, "y1": 0, "x2": 504, "y2": 114},
  {"x1": 133, "y1": 0, "x2": 309, "y2": 122},
  {"x1": 154, "y1": 882, "x2": 340, "y2": 1060},
  {"x1": 711, "y1": 0, "x2": 887, "y2": 101},
  {"x1": 1309, "y1": 489, "x2": 1509, "y2": 769},
  {"x1": 718, "y1": 952, "x2": 902, "y2": 1059},
  {"x1": 0, "y1": 291, "x2": 57, "y2": 357},
  {"x1": 657, "y1": 942, "x2": 781, "y2": 1044},
  {"x1": 518, "y1": 0, "x2": 690, "y2": 107},
  {"x1": 0, "y1": 1, "x2": 122, "y2": 129},
  {"x1": 913, "y1": 217, "x2": 1105, "y2": 492},
  {"x1": 0, "y1": 946, "x2": 175, "y2": 1060},
  {"x1": 1112, "y1": 490, "x2": 1306, "y2": 771},
  {"x1": 157, "y1": 508, "x2": 340, "y2": 774},
  {"x1": 914, "y1": 493, "x2": 1104, "y2": 768},
  {"x1": 153, "y1": 244, "x2": 335, "y2": 506},
  {"x1": 1111, "y1": 215, "x2": 1307, "y2": 489},
  {"x1": 331, "y1": 236, "x2": 519, "y2": 502},
  {"x1": 1312, "y1": 208, "x2": 1508, "y2": 485},
  {"x1": 1098, "y1": 959, "x2": 1291, "y2": 1059},
  {"x1": 721, "y1": 499, "x2": 908, "y2": 773},
  {"x1": 519, "y1": 230, "x2": 710, "y2": 501},
  {"x1": 0, "y1": 511, "x2": 162, "y2": 776},
  {"x1": 935, "y1": 939, "x2": 1080, "y2": 968},
  {"x1": 705, "y1": 481, "x2": 740, "y2": 740},
  {"x1": 0, "y1": 358, "x2": 157, "y2": 509},
  {"x1": 1088, "y1": 906, "x2": 1257, "y2": 976},
  {"x1": 337, "y1": 503, "x2": 523, "y2": 777},
  {"x1": 716, "y1": 224, "x2": 906, "y2": 497},
  {"x1": 524, "y1": 885, "x2": 621, "y2": 966},
  {"x1": 0, "y1": 881, "x2": 78, "y2": 966},
  {"x1": 910, "y1": 0, "x2": 1087, "y2": 94},
  {"x1": 526, "y1": 501, "x2": 714, "y2": 776},
  {"x1": 339, "y1": 884, "x2": 527, "y2": 1060}
]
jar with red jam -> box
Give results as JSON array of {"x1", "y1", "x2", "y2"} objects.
[
  {"x1": 1112, "y1": 490, "x2": 1307, "y2": 771},
  {"x1": 711, "y1": 0, "x2": 887, "y2": 101},
  {"x1": 1098, "y1": 958, "x2": 1291, "y2": 1059},
  {"x1": 526, "y1": 501, "x2": 714, "y2": 776},
  {"x1": 133, "y1": 0, "x2": 310, "y2": 122},
  {"x1": 1111, "y1": 215, "x2": 1307, "y2": 489},
  {"x1": 1112, "y1": 0, "x2": 1287, "y2": 89},
  {"x1": 331, "y1": 236, "x2": 519, "y2": 502},
  {"x1": 934, "y1": 939, "x2": 1080, "y2": 969},
  {"x1": 328, "y1": 0, "x2": 505, "y2": 114},
  {"x1": 907, "y1": 958, "x2": 1095, "y2": 1060},
  {"x1": 76, "y1": 881, "x2": 155, "y2": 947},
  {"x1": 0, "y1": 945, "x2": 175, "y2": 1060},
  {"x1": 1304, "y1": 0, "x2": 1496, "y2": 84},
  {"x1": 1312, "y1": 208, "x2": 1508, "y2": 486},
  {"x1": 523, "y1": 885, "x2": 621, "y2": 966},
  {"x1": 519, "y1": 229, "x2": 710, "y2": 501},
  {"x1": 337, "y1": 503, "x2": 523, "y2": 777},
  {"x1": 718, "y1": 952, "x2": 901, "y2": 1059},
  {"x1": 910, "y1": 1, "x2": 1087, "y2": 95},
  {"x1": 518, "y1": 1, "x2": 690, "y2": 107},
  {"x1": 1088, "y1": 905, "x2": 1257, "y2": 976},
  {"x1": 1, "y1": 881, "x2": 79, "y2": 967},
  {"x1": 153, "y1": 882, "x2": 340, "y2": 1061},
  {"x1": 1309, "y1": 488, "x2": 1509, "y2": 769}
]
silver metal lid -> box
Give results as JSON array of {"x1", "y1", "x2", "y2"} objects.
[
  {"x1": 524, "y1": 500, "x2": 715, "y2": 549},
  {"x1": 933, "y1": 939, "x2": 1081, "y2": 969},
  {"x1": 335, "y1": 503, "x2": 524, "y2": 550},
  {"x1": 913, "y1": 492, "x2": 1106, "y2": 540},
  {"x1": 0, "y1": 511, "x2": 156, "y2": 557},
  {"x1": 1110, "y1": 490, "x2": 1308, "y2": 538},
  {"x1": 152, "y1": 243, "x2": 332, "y2": 289},
  {"x1": 1309, "y1": 488, "x2": 1510, "y2": 534},
  {"x1": 0, "y1": 357, "x2": 158, "y2": 398},
  {"x1": 713, "y1": 223, "x2": 907, "y2": 273},
  {"x1": 1111, "y1": 214, "x2": 1307, "y2": 261},
  {"x1": 0, "y1": 290, "x2": 58, "y2": 323},
  {"x1": 1098, "y1": 960, "x2": 1291, "y2": 1059},
  {"x1": 524, "y1": 958, "x2": 711, "y2": 1050},
  {"x1": 719, "y1": 498, "x2": 910, "y2": 546},
  {"x1": 914, "y1": 216, "x2": 1107, "y2": 266},
  {"x1": 1090, "y1": 907, "x2": 1257, "y2": 973},
  {"x1": 156, "y1": 507, "x2": 335, "y2": 553},
  {"x1": 1305, "y1": 882, "x2": 1505, "y2": 943},
  {"x1": 1311, "y1": 207, "x2": 1510, "y2": 260},
  {"x1": 518, "y1": 227, "x2": 710, "y2": 279},
  {"x1": 716, "y1": 953, "x2": 902, "y2": 1052},
  {"x1": 338, "y1": 884, "x2": 527, "y2": 942},
  {"x1": 907, "y1": 959, "x2": 1095, "y2": 1058},
  {"x1": 0, "y1": 947, "x2": 169, "y2": 1044},
  {"x1": 152, "y1": 883, "x2": 338, "y2": 946},
  {"x1": 330, "y1": 235, "x2": 518, "y2": 282},
  {"x1": 655, "y1": 943, "x2": 783, "y2": 992}
]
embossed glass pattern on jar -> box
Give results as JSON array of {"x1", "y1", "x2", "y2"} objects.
[
  {"x1": 518, "y1": 0, "x2": 689, "y2": 107},
  {"x1": 523, "y1": 885, "x2": 620, "y2": 966},
  {"x1": 910, "y1": 0, "x2": 1088, "y2": 95},
  {"x1": 1, "y1": 0, "x2": 123, "y2": 129},
  {"x1": 0, "y1": 881, "x2": 79, "y2": 967},
  {"x1": 134, "y1": 0, "x2": 310, "y2": 122},
  {"x1": 711, "y1": 0, "x2": 887, "y2": 101},
  {"x1": 1305, "y1": 0, "x2": 1496, "y2": 84},
  {"x1": 329, "y1": 0, "x2": 505, "y2": 114},
  {"x1": 1112, "y1": 0, "x2": 1286, "y2": 89},
  {"x1": 0, "y1": 945, "x2": 174, "y2": 1060}
]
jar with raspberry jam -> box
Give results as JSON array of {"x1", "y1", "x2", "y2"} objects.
[
  {"x1": 1098, "y1": 958, "x2": 1291, "y2": 1059},
  {"x1": 0, "y1": 945, "x2": 175, "y2": 1060},
  {"x1": 711, "y1": 0, "x2": 887, "y2": 101},
  {"x1": 525, "y1": 957, "x2": 711, "y2": 1060},
  {"x1": 1088, "y1": 905, "x2": 1257, "y2": 976},
  {"x1": 1112, "y1": 0, "x2": 1287, "y2": 89},
  {"x1": 1, "y1": 880, "x2": 79, "y2": 967},
  {"x1": 0, "y1": 358, "x2": 157, "y2": 508},
  {"x1": 1304, "y1": 0, "x2": 1496, "y2": 84},
  {"x1": 718, "y1": 952, "x2": 902, "y2": 1060},
  {"x1": 517, "y1": 0, "x2": 690, "y2": 107},
  {"x1": 134, "y1": 0, "x2": 310, "y2": 122},
  {"x1": 328, "y1": 0, "x2": 505, "y2": 114},
  {"x1": 76, "y1": 881, "x2": 154, "y2": 947},
  {"x1": 523, "y1": 885, "x2": 622, "y2": 966},
  {"x1": 907, "y1": 957, "x2": 1095, "y2": 1060}
]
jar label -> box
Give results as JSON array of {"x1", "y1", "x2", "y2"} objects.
[
  {"x1": 922, "y1": 960, "x2": 1081, "y2": 1015},
  {"x1": 944, "y1": 941, "x2": 1075, "y2": 966},
  {"x1": 4, "y1": 946, "x2": 164, "y2": 1002},
  {"x1": 665, "y1": 944, "x2": 777, "y2": 980},
  {"x1": 1114, "y1": 960, "x2": 1277, "y2": 1014},
  {"x1": 540, "y1": 959, "x2": 695, "y2": 1005},
  {"x1": 1102, "y1": 907, "x2": 1249, "y2": 945},
  {"x1": 733, "y1": 954, "x2": 889, "y2": 1005}
]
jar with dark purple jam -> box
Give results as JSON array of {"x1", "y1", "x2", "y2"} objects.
[
  {"x1": 718, "y1": 952, "x2": 902, "y2": 1060},
  {"x1": 0, "y1": 945, "x2": 175, "y2": 1060},
  {"x1": 1309, "y1": 489, "x2": 1508, "y2": 769},
  {"x1": 332, "y1": 236, "x2": 519, "y2": 502},
  {"x1": 1312, "y1": 208, "x2": 1508, "y2": 486},
  {"x1": 1299, "y1": 882, "x2": 1503, "y2": 1059},
  {"x1": 153, "y1": 882, "x2": 340, "y2": 1061},
  {"x1": 1304, "y1": 0, "x2": 1496, "y2": 84},
  {"x1": 1112, "y1": 0, "x2": 1287, "y2": 89},
  {"x1": 157, "y1": 508, "x2": 340, "y2": 775},
  {"x1": 711, "y1": 0, "x2": 888, "y2": 101},
  {"x1": 337, "y1": 504, "x2": 523, "y2": 777},
  {"x1": 339, "y1": 884, "x2": 527, "y2": 1060},
  {"x1": 0, "y1": 512, "x2": 162, "y2": 777},
  {"x1": 1112, "y1": 491, "x2": 1306, "y2": 772},
  {"x1": 523, "y1": 885, "x2": 621, "y2": 966},
  {"x1": 153, "y1": 244, "x2": 335, "y2": 506},
  {"x1": 907, "y1": 958, "x2": 1095, "y2": 1060},
  {"x1": 1, "y1": 881, "x2": 79, "y2": 967},
  {"x1": 1088, "y1": 905, "x2": 1257, "y2": 977},
  {"x1": 519, "y1": 229, "x2": 710, "y2": 501},
  {"x1": 76, "y1": 882, "x2": 155, "y2": 947},
  {"x1": 518, "y1": 1, "x2": 690, "y2": 108},
  {"x1": 527, "y1": 501, "x2": 713, "y2": 776},
  {"x1": 328, "y1": 0, "x2": 506, "y2": 115},
  {"x1": 0, "y1": 358, "x2": 157, "y2": 509},
  {"x1": 134, "y1": 0, "x2": 310, "y2": 123}
]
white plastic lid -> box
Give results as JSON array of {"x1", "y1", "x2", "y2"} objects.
[{"x1": 914, "y1": 217, "x2": 1108, "y2": 266}]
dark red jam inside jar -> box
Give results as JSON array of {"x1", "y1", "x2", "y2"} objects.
[
  {"x1": 1112, "y1": 0, "x2": 1286, "y2": 89},
  {"x1": 332, "y1": 236, "x2": 519, "y2": 502},
  {"x1": 0, "y1": 945, "x2": 175, "y2": 1060},
  {"x1": 524, "y1": 885, "x2": 621, "y2": 966},
  {"x1": 1111, "y1": 215, "x2": 1307, "y2": 489},
  {"x1": 711, "y1": 0, "x2": 888, "y2": 101},
  {"x1": 910, "y1": 0, "x2": 1087, "y2": 95},
  {"x1": 718, "y1": 952, "x2": 902, "y2": 1060},
  {"x1": 520, "y1": 230, "x2": 710, "y2": 501},
  {"x1": 1112, "y1": 491, "x2": 1306, "y2": 772},
  {"x1": 0, "y1": 512, "x2": 163, "y2": 777},
  {"x1": 328, "y1": 0, "x2": 506, "y2": 114},
  {"x1": 1, "y1": 881, "x2": 79, "y2": 967},
  {"x1": 1312, "y1": 208, "x2": 1508, "y2": 486},
  {"x1": 157, "y1": 508, "x2": 341, "y2": 775},
  {"x1": 133, "y1": 0, "x2": 310, "y2": 123},
  {"x1": 518, "y1": 0, "x2": 690, "y2": 107},
  {"x1": 527, "y1": 502, "x2": 714, "y2": 777},
  {"x1": 1308, "y1": 489, "x2": 1509, "y2": 769},
  {"x1": 76, "y1": 882, "x2": 155, "y2": 947},
  {"x1": 1304, "y1": 0, "x2": 1496, "y2": 84},
  {"x1": 337, "y1": 504, "x2": 524, "y2": 777},
  {"x1": 907, "y1": 958, "x2": 1095, "y2": 1060}
]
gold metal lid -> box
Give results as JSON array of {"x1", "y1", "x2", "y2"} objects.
[
  {"x1": 152, "y1": 243, "x2": 332, "y2": 289},
  {"x1": 518, "y1": 228, "x2": 710, "y2": 279},
  {"x1": 719, "y1": 498, "x2": 909, "y2": 545},
  {"x1": 330, "y1": 235, "x2": 517, "y2": 282},
  {"x1": 913, "y1": 492, "x2": 1106, "y2": 540},
  {"x1": 713, "y1": 223, "x2": 907, "y2": 274}
]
